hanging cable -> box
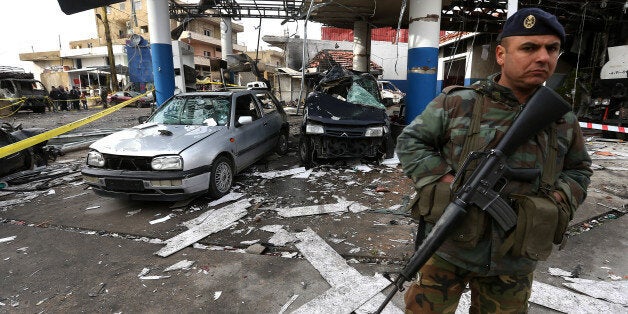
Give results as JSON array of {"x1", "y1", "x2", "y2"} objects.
[
  {"x1": 394, "y1": 0, "x2": 408, "y2": 75},
  {"x1": 572, "y1": 2, "x2": 587, "y2": 108}
]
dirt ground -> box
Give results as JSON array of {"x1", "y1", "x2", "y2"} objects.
[{"x1": 0, "y1": 105, "x2": 626, "y2": 313}]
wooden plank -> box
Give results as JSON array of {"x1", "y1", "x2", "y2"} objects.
[
  {"x1": 292, "y1": 275, "x2": 390, "y2": 314},
  {"x1": 155, "y1": 199, "x2": 250, "y2": 257},
  {"x1": 294, "y1": 228, "x2": 403, "y2": 314}
]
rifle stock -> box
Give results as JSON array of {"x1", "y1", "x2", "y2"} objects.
[{"x1": 375, "y1": 86, "x2": 571, "y2": 313}]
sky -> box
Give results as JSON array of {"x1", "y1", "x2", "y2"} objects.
[{"x1": 0, "y1": 0, "x2": 320, "y2": 73}]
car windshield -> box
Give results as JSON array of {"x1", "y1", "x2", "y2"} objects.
[{"x1": 149, "y1": 95, "x2": 231, "y2": 126}]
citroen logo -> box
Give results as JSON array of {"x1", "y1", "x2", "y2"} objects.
[{"x1": 341, "y1": 132, "x2": 348, "y2": 137}]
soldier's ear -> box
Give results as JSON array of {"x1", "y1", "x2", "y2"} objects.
[{"x1": 496, "y1": 44, "x2": 506, "y2": 66}]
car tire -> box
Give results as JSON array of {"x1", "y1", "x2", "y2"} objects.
[
  {"x1": 208, "y1": 156, "x2": 233, "y2": 199},
  {"x1": 135, "y1": 101, "x2": 142, "y2": 108},
  {"x1": 299, "y1": 136, "x2": 314, "y2": 169},
  {"x1": 276, "y1": 130, "x2": 289, "y2": 155}
]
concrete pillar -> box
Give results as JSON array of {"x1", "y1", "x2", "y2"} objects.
[
  {"x1": 405, "y1": 0, "x2": 442, "y2": 124},
  {"x1": 221, "y1": 18, "x2": 233, "y2": 59},
  {"x1": 147, "y1": 0, "x2": 175, "y2": 106},
  {"x1": 507, "y1": 0, "x2": 518, "y2": 17},
  {"x1": 353, "y1": 20, "x2": 369, "y2": 72}
]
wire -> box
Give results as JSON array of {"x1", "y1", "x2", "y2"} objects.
[{"x1": 572, "y1": 3, "x2": 588, "y2": 108}]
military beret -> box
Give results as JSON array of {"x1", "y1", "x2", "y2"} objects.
[{"x1": 497, "y1": 8, "x2": 565, "y2": 45}]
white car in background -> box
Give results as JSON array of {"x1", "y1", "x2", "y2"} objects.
[{"x1": 377, "y1": 80, "x2": 406, "y2": 107}]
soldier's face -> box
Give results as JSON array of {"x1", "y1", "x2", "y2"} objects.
[{"x1": 496, "y1": 35, "x2": 561, "y2": 91}]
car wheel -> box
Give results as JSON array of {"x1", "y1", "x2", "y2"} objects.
[
  {"x1": 208, "y1": 156, "x2": 233, "y2": 198},
  {"x1": 299, "y1": 136, "x2": 314, "y2": 168},
  {"x1": 276, "y1": 130, "x2": 289, "y2": 155},
  {"x1": 135, "y1": 101, "x2": 142, "y2": 108}
]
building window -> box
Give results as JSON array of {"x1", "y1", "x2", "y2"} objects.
[
  {"x1": 203, "y1": 51, "x2": 211, "y2": 57},
  {"x1": 140, "y1": 25, "x2": 148, "y2": 33},
  {"x1": 216, "y1": 47, "x2": 222, "y2": 52},
  {"x1": 106, "y1": 6, "x2": 111, "y2": 14},
  {"x1": 133, "y1": 0, "x2": 142, "y2": 10},
  {"x1": 119, "y1": 3, "x2": 125, "y2": 10},
  {"x1": 203, "y1": 28, "x2": 213, "y2": 37}
]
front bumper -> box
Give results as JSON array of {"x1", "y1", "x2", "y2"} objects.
[
  {"x1": 81, "y1": 166, "x2": 211, "y2": 201},
  {"x1": 309, "y1": 135, "x2": 383, "y2": 159}
]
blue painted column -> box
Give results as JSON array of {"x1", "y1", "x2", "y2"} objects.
[
  {"x1": 147, "y1": 0, "x2": 175, "y2": 106},
  {"x1": 405, "y1": 0, "x2": 442, "y2": 124}
]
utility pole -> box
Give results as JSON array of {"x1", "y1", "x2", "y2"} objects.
[{"x1": 99, "y1": 6, "x2": 119, "y2": 92}]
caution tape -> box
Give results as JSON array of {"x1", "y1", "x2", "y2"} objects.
[
  {"x1": 0, "y1": 90, "x2": 154, "y2": 159},
  {"x1": 579, "y1": 122, "x2": 627, "y2": 133}
]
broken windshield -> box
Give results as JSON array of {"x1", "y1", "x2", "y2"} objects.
[{"x1": 150, "y1": 95, "x2": 231, "y2": 126}]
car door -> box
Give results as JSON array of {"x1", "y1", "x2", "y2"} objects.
[
  {"x1": 231, "y1": 93, "x2": 265, "y2": 169},
  {"x1": 254, "y1": 91, "x2": 284, "y2": 154}
]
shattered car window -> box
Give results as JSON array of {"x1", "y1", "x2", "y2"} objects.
[
  {"x1": 150, "y1": 95, "x2": 231, "y2": 126},
  {"x1": 347, "y1": 80, "x2": 386, "y2": 108}
]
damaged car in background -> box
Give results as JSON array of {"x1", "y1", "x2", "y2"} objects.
[
  {"x1": 81, "y1": 88, "x2": 289, "y2": 201},
  {"x1": 299, "y1": 65, "x2": 394, "y2": 168},
  {"x1": 0, "y1": 122, "x2": 60, "y2": 180}
]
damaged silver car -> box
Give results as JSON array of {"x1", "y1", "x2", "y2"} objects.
[
  {"x1": 299, "y1": 65, "x2": 394, "y2": 168},
  {"x1": 82, "y1": 89, "x2": 289, "y2": 201}
]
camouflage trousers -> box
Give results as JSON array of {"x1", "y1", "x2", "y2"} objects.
[{"x1": 404, "y1": 255, "x2": 533, "y2": 314}]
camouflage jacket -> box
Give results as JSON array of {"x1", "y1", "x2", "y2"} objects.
[{"x1": 396, "y1": 74, "x2": 593, "y2": 275}]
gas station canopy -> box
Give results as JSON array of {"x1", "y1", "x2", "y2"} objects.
[{"x1": 169, "y1": 0, "x2": 626, "y2": 34}]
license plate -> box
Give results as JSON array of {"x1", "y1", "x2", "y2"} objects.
[{"x1": 105, "y1": 178, "x2": 145, "y2": 192}]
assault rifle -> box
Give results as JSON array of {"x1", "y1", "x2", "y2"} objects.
[{"x1": 375, "y1": 86, "x2": 572, "y2": 313}]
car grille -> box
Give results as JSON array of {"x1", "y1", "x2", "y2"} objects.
[
  {"x1": 103, "y1": 154, "x2": 152, "y2": 171},
  {"x1": 324, "y1": 126, "x2": 366, "y2": 137}
]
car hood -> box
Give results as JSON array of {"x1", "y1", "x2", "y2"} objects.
[
  {"x1": 90, "y1": 122, "x2": 223, "y2": 156},
  {"x1": 305, "y1": 92, "x2": 388, "y2": 126}
]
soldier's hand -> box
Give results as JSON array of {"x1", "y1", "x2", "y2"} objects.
[{"x1": 439, "y1": 173, "x2": 455, "y2": 183}]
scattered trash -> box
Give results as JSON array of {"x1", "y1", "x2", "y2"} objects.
[
  {"x1": 278, "y1": 294, "x2": 299, "y2": 314},
  {"x1": 156, "y1": 199, "x2": 251, "y2": 257},
  {"x1": 241, "y1": 239, "x2": 260, "y2": 245},
  {"x1": 85, "y1": 205, "x2": 101, "y2": 210},
  {"x1": 138, "y1": 268, "x2": 150, "y2": 277},
  {"x1": 208, "y1": 192, "x2": 245, "y2": 207},
  {"x1": 562, "y1": 277, "x2": 628, "y2": 306},
  {"x1": 0, "y1": 235, "x2": 16, "y2": 243},
  {"x1": 254, "y1": 167, "x2": 307, "y2": 179},
  {"x1": 149, "y1": 214, "x2": 173, "y2": 225},
  {"x1": 548, "y1": 267, "x2": 573, "y2": 277},
  {"x1": 139, "y1": 275, "x2": 171, "y2": 280},
  {"x1": 163, "y1": 260, "x2": 195, "y2": 272},
  {"x1": 214, "y1": 291, "x2": 222, "y2": 300},
  {"x1": 245, "y1": 243, "x2": 266, "y2": 254},
  {"x1": 88, "y1": 282, "x2": 107, "y2": 297},
  {"x1": 354, "y1": 165, "x2": 373, "y2": 172},
  {"x1": 375, "y1": 186, "x2": 390, "y2": 193}
]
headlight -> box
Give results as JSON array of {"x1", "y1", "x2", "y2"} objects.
[
  {"x1": 365, "y1": 126, "x2": 384, "y2": 137},
  {"x1": 601, "y1": 98, "x2": 610, "y2": 106},
  {"x1": 87, "y1": 151, "x2": 105, "y2": 167},
  {"x1": 151, "y1": 155, "x2": 183, "y2": 170},
  {"x1": 593, "y1": 99, "x2": 601, "y2": 106},
  {"x1": 305, "y1": 123, "x2": 324, "y2": 134}
]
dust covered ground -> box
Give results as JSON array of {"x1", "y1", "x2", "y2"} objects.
[{"x1": 0, "y1": 106, "x2": 626, "y2": 313}]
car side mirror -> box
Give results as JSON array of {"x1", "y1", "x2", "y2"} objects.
[
  {"x1": 138, "y1": 116, "x2": 149, "y2": 124},
  {"x1": 237, "y1": 116, "x2": 253, "y2": 126}
]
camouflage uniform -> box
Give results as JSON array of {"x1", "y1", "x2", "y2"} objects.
[{"x1": 396, "y1": 73, "x2": 592, "y2": 312}]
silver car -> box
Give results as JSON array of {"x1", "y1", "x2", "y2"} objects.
[{"x1": 82, "y1": 89, "x2": 289, "y2": 201}]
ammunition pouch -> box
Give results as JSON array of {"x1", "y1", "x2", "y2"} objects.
[
  {"x1": 411, "y1": 181, "x2": 486, "y2": 248},
  {"x1": 501, "y1": 194, "x2": 570, "y2": 261}
]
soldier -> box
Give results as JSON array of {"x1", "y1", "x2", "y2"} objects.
[{"x1": 396, "y1": 8, "x2": 592, "y2": 313}]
